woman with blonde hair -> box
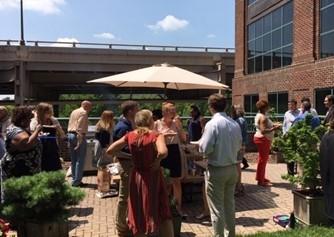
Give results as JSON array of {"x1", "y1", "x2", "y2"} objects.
[
  {"x1": 95, "y1": 110, "x2": 116, "y2": 198},
  {"x1": 154, "y1": 101, "x2": 187, "y2": 216},
  {"x1": 107, "y1": 110, "x2": 173, "y2": 237},
  {"x1": 30, "y1": 102, "x2": 65, "y2": 171},
  {"x1": 95, "y1": 110, "x2": 115, "y2": 151}
]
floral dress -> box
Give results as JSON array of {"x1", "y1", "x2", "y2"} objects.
[{"x1": 1, "y1": 125, "x2": 42, "y2": 179}]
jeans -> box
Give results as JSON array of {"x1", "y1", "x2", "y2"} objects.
[
  {"x1": 68, "y1": 133, "x2": 87, "y2": 186},
  {"x1": 205, "y1": 164, "x2": 238, "y2": 237}
]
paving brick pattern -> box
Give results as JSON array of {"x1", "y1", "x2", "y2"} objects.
[{"x1": 68, "y1": 156, "x2": 293, "y2": 237}]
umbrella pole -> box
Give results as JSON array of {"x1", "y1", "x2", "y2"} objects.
[{"x1": 163, "y1": 82, "x2": 168, "y2": 100}]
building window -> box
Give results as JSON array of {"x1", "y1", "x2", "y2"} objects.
[
  {"x1": 244, "y1": 94, "x2": 259, "y2": 114},
  {"x1": 320, "y1": 0, "x2": 334, "y2": 58},
  {"x1": 248, "y1": 0, "x2": 257, "y2": 6},
  {"x1": 268, "y1": 92, "x2": 288, "y2": 114},
  {"x1": 247, "y1": 1, "x2": 293, "y2": 74},
  {"x1": 315, "y1": 88, "x2": 334, "y2": 115}
]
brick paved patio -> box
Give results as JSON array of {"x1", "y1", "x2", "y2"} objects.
[{"x1": 68, "y1": 156, "x2": 293, "y2": 237}]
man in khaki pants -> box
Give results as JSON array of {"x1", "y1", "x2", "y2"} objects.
[
  {"x1": 199, "y1": 94, "x2": 242, "y2": 237},
  {"x1": 111, "y1": 101, "x2": 139, "y2": 237}
]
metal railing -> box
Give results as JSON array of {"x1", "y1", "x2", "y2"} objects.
[{"x1": 0, "y1": 39, "x2": 235, "y2": 53}]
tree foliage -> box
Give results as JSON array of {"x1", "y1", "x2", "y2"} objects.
[
  {"x1": 1, "y1": 171, "x2": 85, "y2": 223},
  {"x1": 272, "y1": 115, "x2": 327, "y2": 191}
]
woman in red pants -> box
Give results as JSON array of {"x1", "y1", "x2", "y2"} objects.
[{"x1": 253, "y1": 100, "x2": 281, "y2": 187}]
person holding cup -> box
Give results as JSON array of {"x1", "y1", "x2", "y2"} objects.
[{"x1": 154, "y1": 101, "x2": 187, "y2": 216}]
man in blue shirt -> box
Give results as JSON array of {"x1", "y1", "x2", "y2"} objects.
[
  {"x1": 112, "y1": 100, "x2": 139, "y2": 237},
  {"x1": 199, "y1": 94, "x2": 242, "y2": 237}
]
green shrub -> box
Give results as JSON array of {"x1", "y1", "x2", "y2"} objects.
[
  {"x1": 1, "y1": 171, "x2": 85, "y2": 222},
  {"x1": 272, "y1": 115, "x2": 327, "y2": 191}
]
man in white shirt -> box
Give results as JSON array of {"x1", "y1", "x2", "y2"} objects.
[
  {"x1": 282, "y1": 99, "x2": 299, "y2": 175},
  {"x1": 199, "y1": 94, "x2": 242, "y2": 237},
  {"x1": 283, "y1": 99, "x2": 299, "y2": 135}
]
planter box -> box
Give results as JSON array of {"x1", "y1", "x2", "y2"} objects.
[
  {"x1": 17, "y1": 220, "x2": 68, "y2": 237},
  {"x1": 293, "y1": 190, "x2": 329, "y2": 226},
  {"x1": 270, "y1": 151, "x2": 285, "y2": 163}
]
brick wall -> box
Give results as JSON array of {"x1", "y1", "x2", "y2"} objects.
[{"x1": 233, "y1": 0, "x2": 334, "y2": 109}]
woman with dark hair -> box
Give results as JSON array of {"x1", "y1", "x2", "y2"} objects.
[
  {"x1": 320, "y1": 120, "x2": 334, "y2": 225},
  {"x1": 2, "y1": 106, "x2": 42, "y2": 179},
  {"x1": 187, "y1": 105, "x2": 206, "y2": 142},
  {"x1": 0, "y1": 106, "x2": 10, "y2": 159},
  {"x1": 253, "y1": 100, "x2": 281, "y2": 186},
  {"x1": 30, "y1": 102, "x2": 65, "y2": 171}
]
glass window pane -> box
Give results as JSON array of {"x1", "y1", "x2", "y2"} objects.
[
  {"x1": 248, "y1": 23, "x2": 256, "y2": 41},
  {"x1": 282, "y1": 45, "x2": 293, "y2": 66},
  {"x1": 255, "y1": 56, "x2": 263, "y2": 73},
  {"x1": 248, "y1": 0, "x2": 257, "y2": 5},
  {"x1": 263, "y1": 52, "x2": 272, "y2": 71},
  {"x1": 248, "y1": 58, "x2": 255, "y2": 74},
  {"x1": 316, "y1": 89, "x2": 333, "y2": 115},
  {"x1": 263, "y1": 34, "x2": 271, "y2": 52},
  {"x1": 282, "y1": 23, "x2": 293, "y2": 45},
  {"x1": 248, "y1": 40, "x2": 255, "y2": 58},
  {"x1": 321, "y1": 31, "x2": 334, "y2": 58},
  {"x1": 272, "y1": 49, "x2": 282, "y2": 69},
  {"x1": 255, "y1": 37, "x2": 263, "y2": 55},
  {"x1": 277, "y1": 93, "x2": 289, "y2": 114},
  {"x1": 272, "y1": 7, "x2": 282, "y2": 30},
  {"x1": 268, "y1": 94, "x2": 277, "y2": 112},
  {"x1": 283, "y1": 1, "x2": 293, "y2": 24},
  {"x1": 263, "y1": 14, "x2": 272, "y2": 33},
  {"x1": 255, "y1": 18, "x2": 263, "y2": 37},
  {"x1": 251, "y1": 95, "x2": 259, "y2": 113},
  {"x1": 321, "y1": 0, "x2": 334, "y2": 8},
  {"x1": 321, "y1": 5, "x2": 334, "y2": 33},
  {"x1": 244, "y1": 96, "x2": 251, "y2": 112},
  {"x1": 272, "y1": 28, "x2": 282, "y2": 49}
]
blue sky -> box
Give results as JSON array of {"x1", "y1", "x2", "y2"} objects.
[{"x1": 0, "y1": 0, "x2": 235, "y2": 48}]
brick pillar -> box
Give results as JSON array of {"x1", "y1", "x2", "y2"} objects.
[
  {"x1": 233, "y1": 0, "x2": 246, "y2": 105},
  {"x1": 293, "y1": 0, "x2": 316, "y2": 64},
  {"x1": 234, "y1": 0, "x2": 246, "y2": 79}
]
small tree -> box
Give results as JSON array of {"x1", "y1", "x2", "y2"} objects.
[
  {"x1": 272, "y1": 115, "x2": 327, "y2": 192},
  {"x1": 1, "y1": 171, "x2": 85, "y2": 223}
]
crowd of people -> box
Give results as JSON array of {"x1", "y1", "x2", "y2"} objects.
[{"x1": 0, "y1": 93, "x2": 334, "y2": 236}]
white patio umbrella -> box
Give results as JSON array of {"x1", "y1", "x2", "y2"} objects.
[{"x1": 87, "y1": 63, "x2": 229, "y2": 91}]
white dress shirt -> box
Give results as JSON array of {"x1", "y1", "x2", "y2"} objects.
[
  {"x1": 199, "y1": 112, "x2": 242, "y2": 167},
  {"x1": 283, "y1": 109, "x2": 300, "y2": 134}
]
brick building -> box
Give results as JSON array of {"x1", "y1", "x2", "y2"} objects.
[{"x1": 233, "y1": 0, "x2": 334, "y2": 115}]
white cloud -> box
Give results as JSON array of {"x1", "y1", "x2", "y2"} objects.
[
  {"x1": 0, "y1": 0, "x2": 66, "y2": 15},
  {"x1": 51, "y1": 37, "x2": 79, "y2": 47},
  {"x1": 207, "y1": 34, "x2": 216, "y2": 38},
  {"x1": 93, "y1": 32, "x2": 115, "y2": 40},
  {"x1": 147, "y1": 15, "x2": 189, "y2": 32}
]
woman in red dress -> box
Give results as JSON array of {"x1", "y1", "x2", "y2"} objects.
[{"x1": 107, "y1": 109, "x2": 173, "y2": 237}]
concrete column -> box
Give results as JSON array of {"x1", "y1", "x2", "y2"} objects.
[{"x1": 14, "y1": 62, "x2": 25, "y2": 105}]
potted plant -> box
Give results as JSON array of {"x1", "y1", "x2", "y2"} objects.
[
  {"x1": 272, "y1": 115, "x2": 328, "y2": 225},
  {"x1": 1, "y1": 171, "x2": 85, "y2": 237}
]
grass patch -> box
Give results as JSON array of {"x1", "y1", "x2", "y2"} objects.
[{"x1": 238, "y1": 226, "x2": 334, "y2": 237}]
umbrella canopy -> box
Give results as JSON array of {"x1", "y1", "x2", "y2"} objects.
[{"x1": 87, "y1": 63, "x2": 229, "y2": 90}]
